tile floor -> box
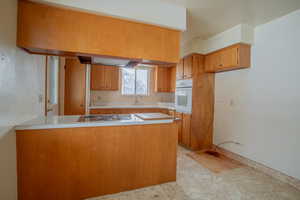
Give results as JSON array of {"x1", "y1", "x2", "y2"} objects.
[{"x1": 87, "y1": 146, "x2": 300, "y2": 200}]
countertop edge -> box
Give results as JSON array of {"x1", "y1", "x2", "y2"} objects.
[{"x1": 15, "y1": 119, "x2": 174, "y2": 131}]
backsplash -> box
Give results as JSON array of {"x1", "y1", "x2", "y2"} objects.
[
  {"x1": 91, "y1": 90, "x2": 174, "y2": 106},
  {"x1": 90, "y1": 68, "x2": 175, "y2": 106}
]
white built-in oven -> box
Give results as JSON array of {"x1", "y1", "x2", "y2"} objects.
[{"x1": 175, "y1": 79, "x2": 193, "y2": 114}]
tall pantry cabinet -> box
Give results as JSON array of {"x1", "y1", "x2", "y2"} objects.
[{"x1": 176, "y1": 54, "x2": 215, "y2": 150}]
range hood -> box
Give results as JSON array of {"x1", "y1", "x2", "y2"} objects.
[
  {"x1": 78, "y1": 55, "x2": 175, "y2": 67},
  {"x1": 92, "y1": 56, "x2": 141, "y2": 68}
]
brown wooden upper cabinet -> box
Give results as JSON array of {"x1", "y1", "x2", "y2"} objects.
[
  {"x1": 64, "y1": 58, "x2": 86, "y2": 115},
  {"x1": 205, "y1": 43, "x2": 251, "y2": 73},
  {"x1": 91, "y1": 65, "x2": 119, "y2": 91},
  {"x1": 17, "y1": 1, "x2": 180, "y2": 64},
  {"x1": 183, "y1": 56, "x2": 193, "y2": 79},
  {"x1": 154, "y1": 66, "x2": 176, "y2": 93},
  {"x1": 170, "y1": 66, "x2": 176, "y2": 92},
  {"x1": 176, "y1": 59, "x2": 184, "y2": 80},
  {"x1": 176, "y1": 56, "x2": 193, "y2": 80}
]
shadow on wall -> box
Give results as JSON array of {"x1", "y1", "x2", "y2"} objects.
[{"x1": 0, "y1": 127, "x2": 17, "y2": 200}]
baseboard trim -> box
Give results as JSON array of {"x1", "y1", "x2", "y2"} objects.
[{"x1": 213, "y1": 145, "x2": 300, "y2": 191}]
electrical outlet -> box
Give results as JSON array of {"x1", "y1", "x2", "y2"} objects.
[
  {"x1": 0, "y1": 52, "x2": 7, "y2": 63},
  {"x1": 38, "y1": 94, "x2": 43, "y2": 103},
  {"x1": 230, "y1": 99, "x2": 235, "y2": 107}
]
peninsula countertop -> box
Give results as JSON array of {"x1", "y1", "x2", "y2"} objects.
[{"x1": 15, "y1": 113, "x2": 175, "y2": 131}]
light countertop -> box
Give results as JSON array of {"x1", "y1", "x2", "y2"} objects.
[
  {"x1": 89, "y1": 103, "x2": 175, "y2": 110},
  {"x1": 15, "y1": 113, "x2": 174, "y2": 131}
]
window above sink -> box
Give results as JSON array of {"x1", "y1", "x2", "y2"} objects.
[{"x1": 121, "y1": 68, "x2": 150, "y2": 96}]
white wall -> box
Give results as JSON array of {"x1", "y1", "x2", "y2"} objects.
[
  {"x1": 214, "y1": 9, "x2": 300, "y2": 179},
  {"x1": 0, "y1": 0, "x2": 46, "y2": 199},
  {"x1": 181, "y1": 24, "x2": 254, "y2": 56},
  {"x1": 33, "y1": 0, "x2": 186, "y2": 31}
]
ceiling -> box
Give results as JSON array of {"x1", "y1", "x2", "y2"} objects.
[{"x1": 161, "y1": 0, "x2": 300, "y2": 44}]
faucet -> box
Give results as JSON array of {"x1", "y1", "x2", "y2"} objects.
[{"x1": 134, "y1": 95, "x2": 140, "y2": 105}]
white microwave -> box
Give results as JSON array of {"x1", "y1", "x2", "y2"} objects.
[{"x1": 175, "y1": 80, "x2": 192, "y2": 114}]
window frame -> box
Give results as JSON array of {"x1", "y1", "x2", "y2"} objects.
[
  {"x1": 48, "y1": 56, "x2": 59, "y2": 106},
  {"x1": 121, "y1": 67, "x2": 150, "y2": 96}
]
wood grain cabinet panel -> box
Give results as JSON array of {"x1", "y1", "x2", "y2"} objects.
[
  {"x1": 204, "y1": 43, "x2": 251, "y2": 73},
  {"x1": 64, "y1": 58, "x2": 86, "y2": 115},
  {"x1": 175, "y1": 112, "x2": 183, "y2": 144},
  {"x1": 16, "y1": 124, "x2": 177, "y2": 200},
  {"x1": 154, "y1": 66, "x2": 176, "y2": 93},
  {"x1": 183, "y1": 56, "x2": 193, "y2": 79},
  {"x1": 170, "y1": 66, "x2": 176, "y2": 92},
  {"x1": 91, "y1": 65, "x2": 119, "y2": 91},
  {"x1": 176, "y1": 59, "x2": 184, "y2": 80},
  {"x1": 17, "y1": 1, "x2": 180, "y2": 63},
  {"x1": 204, "y1": 53, "x2": 221, "y2": 73},
  {"x1": 220, "y1": 46, "x2": 239, "y2": 69},
  {"x1": 176, "y1": 56, "x2": 194, "y2": 80},
  {"x1": 182, "y1": 113, "x2": 191, "y2": 147},
  {"x1": 175, "y1": 54, "x2": 215, "y2": 150}
]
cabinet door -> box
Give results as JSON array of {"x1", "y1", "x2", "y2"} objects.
[
  {"x1": 163, "y1": 68, "x2": 171, "y2": 92},
  {"x1": 204, "y1": 54, "x2": 214, "y2": 72},
  {"x1": 155, "y1": 67, "x2": 164, "y2": 92},
  {"x1": 220, "y1": 46, "x2": 238, "y2": 69},
  {"x1": 110, "y1": 67, "x2": 120, "y2": 90},
  {"x1": 176, "y1": 59, "x2": 184, "y2": 80},
  {"x1": 182, "y1": 113, "x2": 191, "y2": 147},
  {"x1": 155, "y1": 66, "x2": 170, "y2": 92},
  {"x1": 170, "y1": 66, "x2": 176, "y2": 92},
  {"x1": 175, "y1": 112, "x2": 183, "y2": 144},
  {"x1": 91, "y1": 65, "x2": 119, "y2": 90},
  {"x1": 204, "y1": 44, "x2": 250, "y2": 72},
  {"x1": 64, "y1": 58, "x2": 86, "y2": 115},
  {"x1": 204, "y1": 52, "x2": 221, "y2": 73},
  {"x1": 183, "y1": 56, "x2": 193, "y2": 79},
  {"x1": 104, "y1": 66, "x2": 119, "y2": 90},
  {"x1": 104, "y1": 66, "x2": 111, "y2": 89},
  {"x1": 91, "y1": 65, "x2": 105, "y2": 90}
]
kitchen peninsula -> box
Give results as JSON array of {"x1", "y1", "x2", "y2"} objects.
[{"x1": 15, "y1": 114, "x2": 178, "y2": 200}]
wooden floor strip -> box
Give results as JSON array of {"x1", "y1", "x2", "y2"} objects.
[{"x1": 187, "y1": 150, "x2": 245, "y2": 173}]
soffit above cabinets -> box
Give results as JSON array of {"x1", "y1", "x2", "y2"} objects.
[{"x1": 17, "y1": 1, "x2": 181, "y2": 64}]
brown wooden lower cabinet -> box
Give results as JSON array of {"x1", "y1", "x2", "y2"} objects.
[
  {"x1": 175, "y1": 112, "x2": 192, "y2": 147},
  {"x1": 16, "y1": 124, "x2": 177, "y2": 200},
  {"x1": 175, "y1": 112, "x2": 183, "y2": 144},
  {"x1": 90, "y1": 108, "x2": 170, "y2": 115},
  {"x1": 181, "y1": 113, "x2": 191, "y2": 147}
]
